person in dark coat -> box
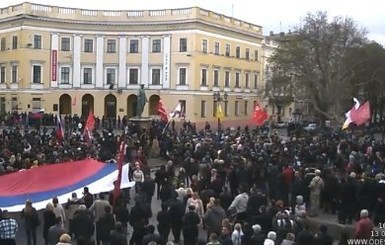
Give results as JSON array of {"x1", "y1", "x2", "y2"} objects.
[
  {"x1": 156, "y1": 203, "x2": 172, "y2": 243},
  {"x1": 43, "y1": 203, "x2": 56, "y2": 245},
  {"x1": 313, "y1": 225, "x2": 333, "y2": 245},
  {"x1": 155, "y1": 165, "x2": 168, "y2": 200},
  {"x1": 296, "y1": 224, "x2": 314, "y2": 245},
  {"x1": 219, "y1": 226, "x2": 233, "y2": 245},
  {"x1": 219, "y1": 186, "x2": 233, "y2": 211},
  {"x1": 97, "y1": 205, "x2": 115, "y2": 245},
  {"x1": 142, "y1": 225, "x2": 162, "y2": 245},
  {"x1": 168, "y1": 197, "x2": 185, "y2": 244},
  {"x1": 338, "y1": 175, "x2": 358, "y2": 224},
  {"x1": 182, "y1": 205, "x2": 201, "y2": 245},
  {"x1": 110, "y1": 222, "x2": 128, "y2": 245},
  {"x1": 82, "y1": 187, "x2": 94, "y2": 209},
  {"x1": 142, "y1": 174, "x2": 156, "y2": 204},
  {"x1": 71, "y1": 205, "x2": 95, "y2": 240},
  {"x1": 113, "y1": 199, "x2": 130, "y2": 230}
]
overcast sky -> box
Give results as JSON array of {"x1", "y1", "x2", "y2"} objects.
[{"x1": 1, "y1": 0, "x2": 384, "y2": 45}]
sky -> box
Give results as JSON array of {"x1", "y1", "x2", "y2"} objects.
[{"x1": 1, "y1": 0, "x2": 384, "y2": 45}]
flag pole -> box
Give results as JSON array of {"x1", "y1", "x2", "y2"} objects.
[{"x1": 162, "y1": 118, "x2": 172, "y2": 134}]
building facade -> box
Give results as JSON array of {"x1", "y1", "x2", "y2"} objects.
[{"x1": 0, "y1": 3, "x2": 264, "y2": 128}]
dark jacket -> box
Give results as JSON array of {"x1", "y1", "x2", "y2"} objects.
[
  {"x1": 97, "y1": 213, "x2": 115, "y2": 242},
  {"x1": 204, "y1": 205, "x2": 227, "y2": 234},
  {"x1": 72, "y1": 210, "x2": 95, "y2": 239},
  {"x1": 157, "y1": 210, "x2": 172, "y2": 231},
  {"x1": 110, "y1": 230, "x2": 128, "y2": 245},
  {"x1": 43, "y1": 210, "x2": 56, "y2": 241},
  {"x1": 168, "y1": 199, "x2": 185, "y2": 224}
]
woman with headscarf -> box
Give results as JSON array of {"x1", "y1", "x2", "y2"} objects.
[{"x1": 21, "y1": 200, "x2": 40, "y2": 245}]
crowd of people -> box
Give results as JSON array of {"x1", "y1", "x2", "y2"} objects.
[{"x1": 0, "y1": 110, "x2": 384, "y2": 244}]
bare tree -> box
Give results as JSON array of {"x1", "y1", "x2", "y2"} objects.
[{"x1": 269, "y1": 11, "x2": 367, "y2": 121}]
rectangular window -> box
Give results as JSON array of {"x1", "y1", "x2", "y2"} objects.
[
  {"x1": 11, "y1": 65, "x2": 17, "y2": 83},
  {"x1": 254, "y1": 50, "x2": 259, "y2": 61},
  {"x1": 84, "y1": 39, "x2": 93, "y2": 53},
  {"x1": 11, "y1": 97, "x2": 18, "y2": 111},
  {"x1": 245, "y1": 48, "x2": 250, "y2": 60},
  {"x1": 61, "y1": 67, "x2": 70, "y2": 84},
  {"x1": 201, "y1": 68, "x2": 207, "y2": 86},
  {"x1": 34, "y1": 35, "x2": 42, "y2": 49},
  {"x1": 179, "y1": 68, "x2": 186, "y2": 85},
  {"x1": 107, "y1": 39, "x2": 116, "y2": 53},
  {"x1": 200, "y1": 100, "x2": 206, "y2": 118},
  {"x1": 83, "y1": 68, "x2": 92, "y2": 84},
  {"x1": 129, "y1": 68, "x2": 139, "y2": 85},
  {"x1": 213, "y1": 70, "x2": 219, "y2": 87},
  {"x1": 32, "y1": 65, "x2": 41, "y2": 84},
  {"x1": 0, "y1": 38, "x2": 5, "y2": 51},
  {"x1": 152, "y1": 39, "x2": 161, "y2": 53},
  {"x1": 235, "y1": 101, "x2": 239, "y2": 116},
  {"x1": 106, "y1": 68, "x2": 116, "y2": 85},
  {"x1": 151, "y1": 69, "x2": 161, "y2": 85},
  {"x1": 202, "y1": 39, "x2": 207, "y2": 53},
  {"x1": 224, "y1": 101, "x2": 229, "y2": 116},
  {"x1": 244, "y1": 101, "x2": 248, "y2": 116},
  {"x1": 179, "y1": 38, "x2": 187, "y2": 52},
  {"x1": 130, "y1": 39, "x2": 139, "y2": 53},
  {"x1": 225, "y1": 44, "x2": 230, "y2": 56},
  {"x1": 245, "y1": 73, "x2": 250, "y2": 88},
  {"x1": 236, "y1": 46, "x2": 240, "y2": 58},
  {"x1": 214, "y1": 42, "x2": 220, "y2": 55},
  {"x1": 32, "y1": 98, "x2": 41, "y2": 112},
  {"x1": 235, "y1": 72, "x2": 240, "y2": 88},
  {"x1": 225, "y1": 71, "x2": 230, "y2": 87},
  {"x1": 213, "y1": 101, "x2": 218, "y2": 117},
  {"x1": 12, "y1": 36, "x2": 17, "y2": 50},
  {"x1": 254, "y1": 74, "x2": 258, "y2": 89},
  {"x1": 0, "y1": 66, "x2": 5, "y2": 83},
  {"x1": 61, "y1": 37, "x2": 70, "y2": 51}
]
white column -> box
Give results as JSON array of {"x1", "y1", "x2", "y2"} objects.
[
  {"x1": 96, "y1": 35, "x2": 104, "y2": 88},
  {"x1": 50, "y1": 33, "x2": 59, "y2": 88},
  {"x1": 118, "y1": 36, "x2": 127, "y2": 88},
  {"x1": 141, "y1": 36, "x2": 149, "y2": 87},
  {"x1": 73, "y1": 35, "x2": 81, "y2": 88},
  {"x1": 162, "y1": 35, "x2": 171, "y2": 89}
]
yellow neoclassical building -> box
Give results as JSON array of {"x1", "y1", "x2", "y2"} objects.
[{"x1": 0, "y1": 2, "x2": 264, "y2": 128}]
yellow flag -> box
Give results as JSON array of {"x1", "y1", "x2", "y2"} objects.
[{"x1": 216, "y1": 103, "x2": 224, "y2": 120}]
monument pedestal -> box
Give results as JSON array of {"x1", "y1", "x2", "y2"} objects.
[{"x1": 129, "y1": 117, "x2": 152, "y2": 132}]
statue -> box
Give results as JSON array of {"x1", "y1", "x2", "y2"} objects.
[{"x1": 136, "y1": 84, "x2": 148, "y2": 118}]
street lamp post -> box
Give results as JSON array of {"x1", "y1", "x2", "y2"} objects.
[
  {"x1": 213, "y1": 91, "x2": 228, "y2": 130},
  {"x1": 292, "y1": 108, "x2": 302, "y2": 136}
]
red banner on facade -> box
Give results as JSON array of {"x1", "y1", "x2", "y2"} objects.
[{"x1": 51, "y1": 50, "x2": 57, "y2": 81}]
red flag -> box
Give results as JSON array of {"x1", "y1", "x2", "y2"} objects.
[
  {"x1": 113, "y1": 141, "x2": 126, "y2": 205},
  {"x1": 157, "y1": 100, "x2": 169, "y2": 122},
  {"x1": 252, "y1": 102, "x2": 268, "y2": 126},
  {"x1": 85, "y1": 111, "x2": 95, "y2": 131},
  {"x1": 351, "y1": 101, "x2": 371, "y2": 126}
]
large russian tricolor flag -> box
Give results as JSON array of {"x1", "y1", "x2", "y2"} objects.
[{"x1": 0, "y1": 159, "x2": 134, "y2": 212}]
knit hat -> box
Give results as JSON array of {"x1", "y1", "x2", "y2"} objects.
[{"x1": 59, "y1": 233, "x2": 71, "y2": 242}]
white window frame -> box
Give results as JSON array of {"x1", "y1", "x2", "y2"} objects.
[
  {"x1": 236, "y1": 46, "x2": 241, "y2": 58},
  {"x1": 200, "y1": 100, "x2": 206, "y2": 118},
  {"x1": 224, "y1": 70, "x2": 230, "y2": 88},
  {"x1": 33, "y1": 35, "x2": 42, "y2": 49},
  {"x1": 150, "y1": 67, "x2": 162, "y2": 85},
  {"x1": 151, "y1": 39, "x2": 162, "y2": 53},
  {"x1": 31, "y1": 63, "x2": 43, "y2": 84},
  {"x1": 225, "y1": 44, "x2": 231, "y2": 56},
  {"x1": 129, "y1": 39, "x2": 140, "y2": 53},
  {"x1": 106, "y1": 39, "x2": 117, "y2": 53},
  {"x1": 32, "y1": 98, "x2": 42, "y2": 112},
  {"x1": 105, "y1": 67, "x2": 117, "y2": 85},
  {"x1": 235, "y1": 71, "x2": 241, "y2": 88},
  {"x1": 213, "y1": 69, "x2": 219, "y2": 87},
  {"x1": 11, "y1": 64, "x2": 18, "y2": 83},
  {"x1": 254, "y1": 73, "x2": 259, "y2": 89},
  {"x1": 179, "y1": 38, "x2": 187, "y2": 52},
  {"x1": 0, "y1": 65, "x2": 5, "y2": 84},
  {"x1": 202, "y1": 39, "x2": 208, "y2": 53},
  {"x1": 235, "y1": 100, "x2": 239, "y2": 116},
  {"x1": 201, "y1": 67, "x2": 208, "y2": 86},
  {"x1": 60, "y1": 37, "x2": 71, "y2": 52},
  {"x1": 82, "y1": 66, "x2": 94, "y2": 85},
  {"x1": 214, "y1": 41, "x2": 220, "y2": 55},
  {"x1": 59, "y1": 65, "x2": 71, "y2": 84},
  {"x1": 177, "y1": 67, "x2": 188, "y2": 86},
  {"x1": 245, "y1": 72, "x2": 250, "y2": 88},
  {"x1": 83, "y1": 38, "x2": 94, "y2": 53},
  {"x1": 127, "y1": 66, "x2": 141, "y2": 85}
]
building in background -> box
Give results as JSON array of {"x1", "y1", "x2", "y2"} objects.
[{"x1": 0, "y1": 2, "x2": 264, "y2": 128}]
